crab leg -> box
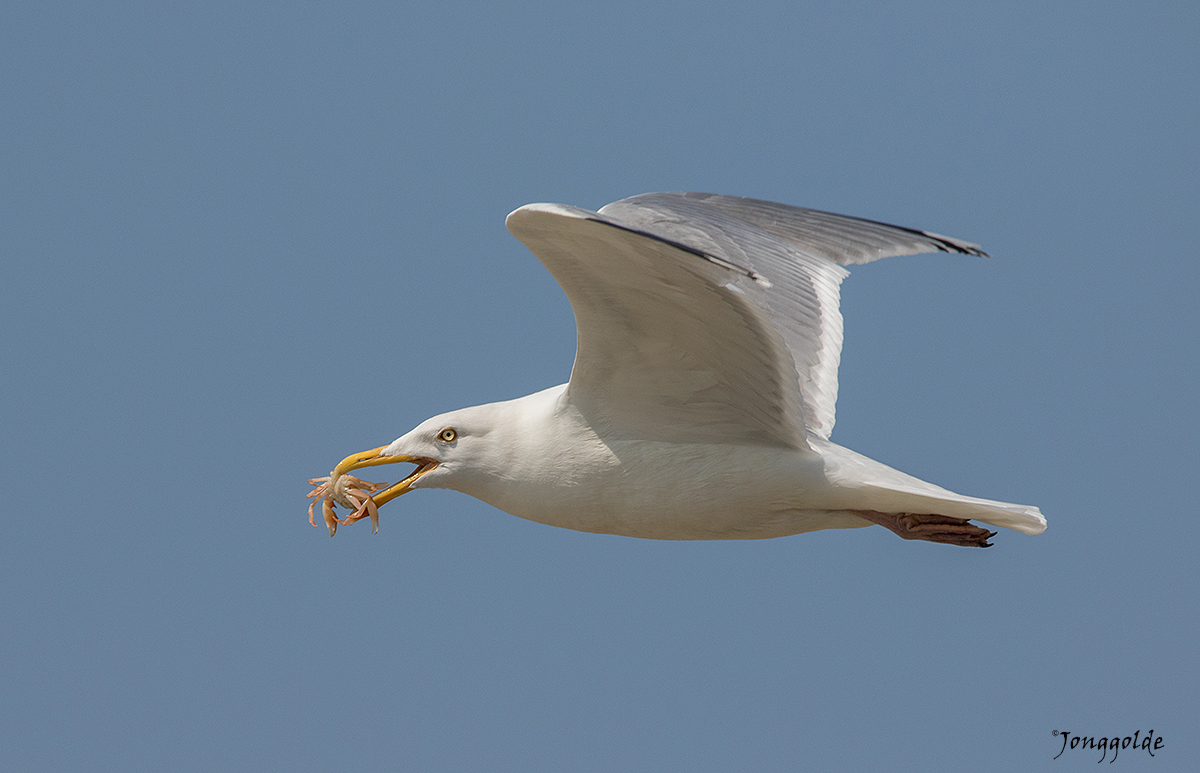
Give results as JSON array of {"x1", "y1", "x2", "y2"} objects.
[
  {"x1": 341, "y1": 495, "x2": 381, "y2": 534},
  {"x1": 322, "y1": 496, "x2": 339, "y2": 537}
]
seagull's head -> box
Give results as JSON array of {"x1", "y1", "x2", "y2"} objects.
[
  {"x1": 316, "y1": 387, "x2": 571, "y2": 534},
  {"x1": 327, "y1": 403, "x2": 510, "y2": 514}
]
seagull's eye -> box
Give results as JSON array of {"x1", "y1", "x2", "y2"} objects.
[{"x1": 438, "y1": 428, "x2": 457, "y2": 443}]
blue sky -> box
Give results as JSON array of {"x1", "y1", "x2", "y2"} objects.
[{"x1": 2, "y1": 2, "x2": 1197, "y2": 770}]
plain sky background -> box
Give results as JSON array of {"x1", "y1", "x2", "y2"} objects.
[{"x1": 3, "y1": 2, "x2": 1197, "y2": 770}]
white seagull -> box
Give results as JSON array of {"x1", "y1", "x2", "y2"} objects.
[{"x1": 310, "y1": 192, "x2": 1046, "y2": 547}]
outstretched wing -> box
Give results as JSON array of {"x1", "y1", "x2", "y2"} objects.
[{"x1": 505, "y1": 192, "x2": 986, "y2": 447}]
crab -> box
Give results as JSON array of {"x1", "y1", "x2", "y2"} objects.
[
  {"x1": 307, "y1": 444, "x2": 442, "y2": 537},
  {"x1": 307, "y1": 473, "x2": 388, "y2": 536}
]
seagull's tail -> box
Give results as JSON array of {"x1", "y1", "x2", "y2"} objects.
[{"x1": 813, "y1": 440, "x2": 1047, "y2": 535}]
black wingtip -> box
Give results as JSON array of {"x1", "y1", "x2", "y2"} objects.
[{"x1": 924, "y1": 232, "x2": 990, "y2": 258}]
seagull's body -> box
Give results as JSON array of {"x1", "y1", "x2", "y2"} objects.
[{"x1": 323, "y1": 192, "x2": 1045, "y2": 546}]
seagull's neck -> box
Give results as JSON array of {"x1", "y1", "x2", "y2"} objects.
[{"x1": 451, "y1": 383, "x2": 620, "y2": 515}]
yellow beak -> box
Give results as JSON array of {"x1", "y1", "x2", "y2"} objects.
[{"x1": 332, "y1": 446, "x2": 440, "y2": 506}]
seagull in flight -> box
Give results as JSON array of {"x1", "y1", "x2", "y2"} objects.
[{"x1": 310, "y1": 192, "x2": 1046, "y2": 547}]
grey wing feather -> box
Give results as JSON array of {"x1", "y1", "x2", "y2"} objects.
[
  {"x1": 601, "y1": 192, "x2": 988, "y2": 264},
  {"x1": 507, "y1": 203, "x2": 810, "y2": 448},
  {"x1": 597, "y1": 192, "x2": 987, "y2": 439}
]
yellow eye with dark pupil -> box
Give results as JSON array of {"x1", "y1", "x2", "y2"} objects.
[{"x1": 438, "y1": 428, "x2": 457, "y2": 442}]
